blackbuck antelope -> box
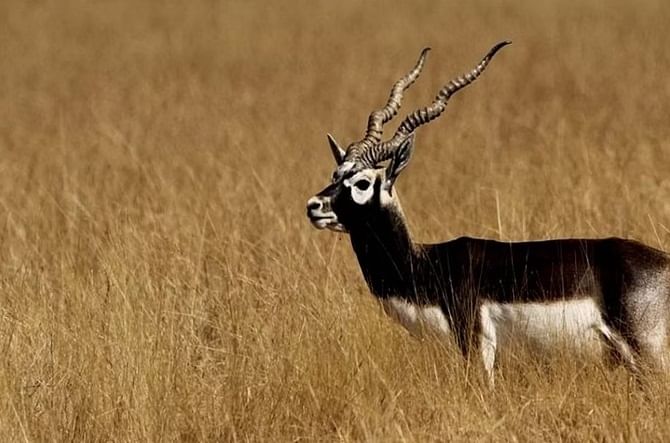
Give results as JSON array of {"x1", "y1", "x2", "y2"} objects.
[{"x1": 306, "y1": 42, "x2": 670, "y2": 385}]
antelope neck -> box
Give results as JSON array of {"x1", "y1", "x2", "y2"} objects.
[{"x1": 348, "y1": 202, "x2": 419, "y2": 300}]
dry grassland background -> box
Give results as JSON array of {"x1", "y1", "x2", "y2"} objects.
[{"x1": 1, "y1": 0, "x2": 670, "y2": 441}]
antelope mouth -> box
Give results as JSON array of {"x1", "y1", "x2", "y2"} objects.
[
  {"x1": 308, "y1": 214, "x2": 346, "y2": 232},
  {"x1": 309, "y1": 214, "x2": 336, "y2": 229}
]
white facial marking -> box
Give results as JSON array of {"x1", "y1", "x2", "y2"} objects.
[
  {"x1": 382, "y1": 297, "x2": 451, "y2": 339},
  {"x1": 379, "y1": 184, "x2": 394, "y2": 207},
  {"x1": 344, "y1": 171, "x2": 375, "y2": 205}
]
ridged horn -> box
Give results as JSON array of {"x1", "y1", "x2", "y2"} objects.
[
  {"x1": 358, "y1": 41, "x2": 511, "y2": 167},
  {"x1": 344, "y1": 48, "x2": 431, "y2": 162}
]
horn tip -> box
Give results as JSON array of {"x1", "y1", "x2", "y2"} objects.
[
  {"x1": 418, "y1": 47, "x2": 431, "y2": 61},
  {"x1": 488, "y1": 40, "x2": 512, "y2": 58},
  {"x1": 496, "y1": 40, "x2": 512, "y2": 50}
]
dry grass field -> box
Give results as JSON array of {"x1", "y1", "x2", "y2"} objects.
[{"x1": 2, "y1": 0, "x2": 670, "y2": 440}]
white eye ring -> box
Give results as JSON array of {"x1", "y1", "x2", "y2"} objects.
[{"x1": 347, "y1": 178, "x2": 374, "y2": 205}]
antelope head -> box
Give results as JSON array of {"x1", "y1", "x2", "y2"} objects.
[{"x1": 306, "y1": 42, "x2": 510, "y2": 233}]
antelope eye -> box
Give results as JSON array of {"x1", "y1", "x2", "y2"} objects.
[{"x1": 354, "y1": 180, "x2": 370, "y2": 191}]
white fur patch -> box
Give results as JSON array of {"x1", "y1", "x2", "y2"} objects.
[
  {"x1": 343, "y1": 171, "x2": 376, "y2": 205},
  {"x1": 382, "y1": 297, "x2": 450, "y2": 338},
  {"x1": 379, "y1": 184, "x2": 394, "y2": 207},
  {"x1": 382, "y1": 296, "x2": 614, "y2": 386},
  {"x1": 479, "y1": 298, "x2": 608, "y2": 385},
  {"x1": 481, "y1": 298, "x2": 604, "y2": 353}
]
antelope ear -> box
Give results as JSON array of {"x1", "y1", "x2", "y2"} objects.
[
  {"x1": 385, "y1": 134, "x2": 415, "y2": 190},
  {"x1": 327, "y1": 133, "x2": 346, "y2": 165}
]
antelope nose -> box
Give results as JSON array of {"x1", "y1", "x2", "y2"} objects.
[{"x1": 306, "y1": 198, "x2": 322, "y2": 212}]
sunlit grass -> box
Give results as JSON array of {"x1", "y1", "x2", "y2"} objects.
[{"x1": 1, "y1": 0, "x2": 670, "y2": 440}]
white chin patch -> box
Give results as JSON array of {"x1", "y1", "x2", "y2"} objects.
[
  {"x1": 326, "y1": 223, "x2": 347, "y2": 232},
  {"x1": 310, "y1": 217, "x2": 346, "y2": 232},
  {"x1": 312, "y1": 219, "x2": 330, "y2": 229}
]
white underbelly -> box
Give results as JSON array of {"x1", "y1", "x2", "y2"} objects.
[
  {"x1": 382, "y1": 296, "x2": 606, "y2": 353},
  {"x1": 481, "y1": 298, "x2": 605, "y2": 352}
]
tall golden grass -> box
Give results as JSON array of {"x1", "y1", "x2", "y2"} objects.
[{"x1": 1, "y1": 0, "x2": 670, "y2": 440}]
